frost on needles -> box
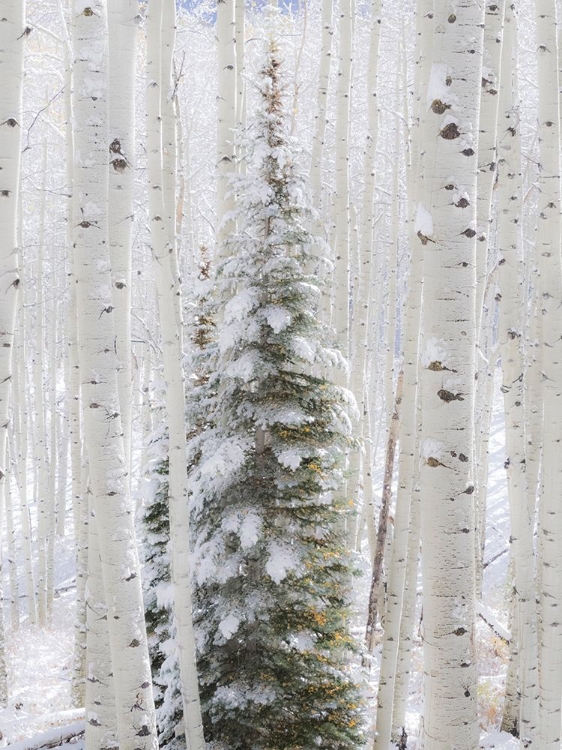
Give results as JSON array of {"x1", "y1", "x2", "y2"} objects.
[{"x1": 188, "y1": 40, "x2": 365, "y2": 750}]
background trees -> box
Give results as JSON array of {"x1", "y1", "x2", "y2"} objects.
[{"x1": 0, "y1": 1, "x2": 560, "y2": 749}]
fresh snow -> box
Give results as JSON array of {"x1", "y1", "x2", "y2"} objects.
[
  {"x1": 414, "y1": 203, "x2": 433, "y2": 237},
  {"x1": 218, "y1": 614, "x2": 241, "y2": 640}
]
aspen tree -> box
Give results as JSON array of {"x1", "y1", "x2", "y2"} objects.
[
  {"x1": 496, "y1": 4, "x2": 539, "y2": 740},
  {"x1": 146, "y1": 2, "x2": 205, "y2": 747},
  {"x1": 34, "y1": 139, "x2": 50, "y2": 628},
  {"x1": 4, "y1": 462, "x2": 19, "y2": 630},
  {"x1": 418, "y1": 1, "x2": 484, "y2": 745},
  {"x1": 0, "y1": 7, "x2": 25, "y2": 616},
  {"x1": 12, "y1": 299, "x2": 36, "y2": 625},
  {"x1": 216, "y1": 0, "x2": 237, "y2": 247},
  {"x1": 235, "y1": 0, "x2": 246, "y2": 144},
  {"x1": 472, "y1": 1, "x2": 505, "y2": 598},
  {"x1": 333, "y1": 0, "x2": 353, "y2": 364},
  {"x1": 347, "y1": 0, "x2": 382, "y2": 532},
  {"x1": 535, "y1": 1, "x2": 562, "y2": 745},
  {"x1": 85, "y1": 501, "x2": 118, "y2": 750},
  {"x1": 108, "y1": 0, "x2": 138, "y2": 477},
  {"x1": 309, "y1": 0, "x2": 333, "y2": 210},
  {"x1": 72, "y1": 3, "x2": 157, "y2": 746}
]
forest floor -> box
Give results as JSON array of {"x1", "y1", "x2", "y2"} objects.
[{"x1": 0, "y1": 387, "x2": 520, "y2": 748}]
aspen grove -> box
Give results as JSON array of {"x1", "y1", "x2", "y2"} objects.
[{"x1": 3, "y1": 0, "x2": 562, "y2": 749}]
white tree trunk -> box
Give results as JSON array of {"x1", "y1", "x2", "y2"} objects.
[
  {"x1": 216, "y1": 0, "x2": 237, "y2": 247},
  {"x1": 333, "y1": 0, "x2": 353, "y2": 364},
  {"x1": 85, "y1": 499, "x2": 118, "y2": 750},
  {"x1": 535, "y1": 2, "x2": 562, "y2": 745},
  {"x1": 72, "y1": 4, "x2": 157, "y2": 746},
  {"x1": 496, "y1": 5, "x2": 539, "y2": 740},
  {"x1": 5, "y1": 455, "x2": 19, "y2": 630},
  {"x1": 12, "y1": 297, "x2": 36, "y2": 625},
  {"x1": 309, "y1": 0, "x2": 333, "y2": 212},
  {"x1": 34, "y1": 138, "x2": 50, "y2": 629},
  {"x1": 0, "y1": 13, "x2": 25, "y2": 634},
  {"x1": 108, "y1": 0, "x2": 138, "y2": 479},
  {"x1": 418, "y1": 2, "x2": 484, "y2": 745},
  {"x1": 146, "y1": 3, "x2": 205, "y2": 748}
]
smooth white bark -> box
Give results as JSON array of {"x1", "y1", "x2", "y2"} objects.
[
  {"x1": 419, "y1": 2, "x2": 484, "y2": 745},
  {"x1": 146, "y1": 3, "x2": 205, "y2": 747},
  {"x1": 72, "y1": 4, "x2": 157, "y2": 746}
]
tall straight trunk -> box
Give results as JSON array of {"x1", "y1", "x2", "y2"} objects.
[
  {"x1": 333, "y1": 0, "x2": 353, "y2": 364},
  {"x1": 418, "y1": 2, "x2": 484, "y2": 746},
  {"x1": 12, "y1": 296, "x2": 36, "y2": 624},
  {"x1": 0, "y1": 9, "x2": 25, "y2": 633},
  {"x1": 535, "y1": 2, "x2": 562, "y2": 746},
  {"x1": 365, "y1": 372, "x2": 404, "y2": 651},
  {"x1": 47, "y1": 292, "x2": 58, "y2": 620},
  {"x1": 5, "y1": 455, "x2": 19, "y2": 630},
  {"x1": 496, "y1": 5, "x2": 539, "y2": 740},
  {"x1": 216, "y1": 0, "x2": 237, "y2": 247},
  {"x1": 391, "y1": 476, "x2": 421, "y2": 746},
  {"x1": 85, "y1": 499, "x2": 118, "y2": 750},
  {"x1": 474, "y1": 294, "x2": 496, "y2": 599},
  {"x1": 309, "y1": 0, "x2": 333, "y2": 211},
  {"x1": 375, "y1": 193, "x2": 423, "y2": 750},
  {"x1": 108, "y1": 0, "x2": 138, "y2": 478},
  {"x1": 146, "y1": 3, "x2": 205, "y2": 748},
  {"x1": 501, "y1": 577, "x2": 520, "y2": 736},
  {"x1": 34, "y1": 139, "x2": 49, "y2": 628},
  {"x1": 72, "y1": 4, "x2": 157, "y2": 747},
  {"x1": 235, "y1": 0, "x2": 246, "y2": 145}
]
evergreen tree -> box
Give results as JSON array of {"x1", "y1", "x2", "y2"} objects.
[
  {"x1": 189, "y1": 41, "x2": 365, "y2": 750},
  {"x1": 142, "y1": 248, "x2": 218, "y2": 748},
  {"x1": 141, "y1": 410, "x2": 184, "y2": 749}
]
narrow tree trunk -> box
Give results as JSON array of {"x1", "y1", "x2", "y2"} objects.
[
  {"x1": 146, "y1": 3, "x2": 205, "y2": 748},
  {"x1": 366, "y1": 372, "x2": 404, "y2": 652},
  {"x1": 72, "y1": 4, "x2": 157, "y2": 746},
  {"x1": 108, "y1": 0, "x2": 138, "y2": 479},
  {"x1": 0, "y1": 11, "x2": 25, "y2": 646},
  {"x1": 497, "y1": 7, "x2": 539, "y2": 738},
  {"x1": 85, "y1": 498, "x2": 118, "y2": 750},
  {"x1": 216, "y1": 0, "x2": 237, "y2": 247},
  {"x1": 309, "y1": 0, "x2": 333, "y2": 212},
  {"x1": 333, "y1": 0, "x2": 353, "y2": 366},
  {"x1": 535, "y1": 3, "x2": 562, "y2": 746},
  {"x1": 418, "y1": 2, "x2": 484, "y2": 745}
]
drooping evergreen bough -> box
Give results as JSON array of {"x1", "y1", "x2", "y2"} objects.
[
  {"x1": 189, "y1": 41, "x2": 365, "y2": 750},
  {"x1": 141, "y1": 414, "x2": 184, "y2": 749}
]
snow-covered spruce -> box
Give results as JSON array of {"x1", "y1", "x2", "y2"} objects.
[
  {"x1": 189, "y1": 44, "x2": 364, "y2": 750},
  {"x1": 141, "y1": 416, "x2": 184, "y2": 750}
]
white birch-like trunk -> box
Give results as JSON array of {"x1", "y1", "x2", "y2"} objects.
[
  {"x1": 72, "y1": 4, "x2": 157, "y2": 746},
  {"x1": 496, "y1": 5, "x2": 539, "y2": 740},
  {"x1": 46, "y1": 293, "x2": 59, "y2": 621},
  {"x1": 5, "y1": 460, "x2": 19, "y2": 630},
  {"x1": 85, "y1": 499, "x2": 118, "y2": 750},
  {"x1": 391, "y1": 477, "x2": 421, "y2": 746},
  {"x1": 374, "y1": 192, "x2": 422, "y2": 750},
  {"x1": 34, "y1": 139, "x2": 49, "y2": 629},
  {"x1": 108, "y1": 0, "x2": 138, "y2": 479},
  {"x1": 146, "y1": 3, "x2": 205, "y2": 747},
  {"x1": 235, "y1": 0, "x2": 246, "y2": 146},
  {"x1": 535, "y1": 2, "x2": 562, "y2": 745},
  {"x1": 0, "y1": 11, "x2": 25, "y2": 622},
  {"x1": 309, "y1": 0, "x2": 333, "y2": 215},
  {"x1": 418, "y1": 2, "x2": 484, "y2": 745},
  {"x1": 333, "y1": 0, "x2": 353, "y2": 364},
  {"x1": 12, "y1": 298, "x2": 36, "y2": 625},
  {"x1": 216, "y1": 0, "x2": 237, "y2": 246}
]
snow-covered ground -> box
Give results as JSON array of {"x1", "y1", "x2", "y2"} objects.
[{"x1": 0, "y1": 385, "x2": 519, "y2": 748}]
